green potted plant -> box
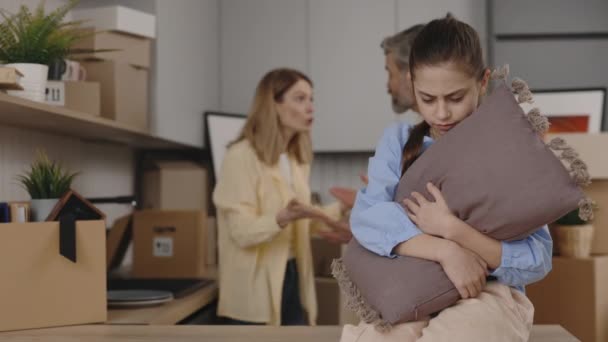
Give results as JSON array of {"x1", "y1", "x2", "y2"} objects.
[
  {"x1": 17, "y1": 151, "x2": 79, "y2": 221},
  {"x1": 553, "y1": 208, "x2": 594, "y2": 258},
  {"x1": 0, "y1": 0, "x2": 83, "y2": 102}
]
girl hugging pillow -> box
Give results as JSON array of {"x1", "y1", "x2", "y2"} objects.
[{"x1": 332, "y1": 14, "x2": 594, "y2": 340}]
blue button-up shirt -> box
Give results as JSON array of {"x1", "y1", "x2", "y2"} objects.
[{"x1": 351, "y1": 122, "x2": 553, "y2": 291}]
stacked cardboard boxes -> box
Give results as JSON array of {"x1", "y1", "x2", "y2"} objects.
[
  {"x1": 527, "y1": 256, "x2": 608, "y2": 342},
  {"x1": 527, "y1": 133, "x2": 608, "y2": 342},
  {"x1": 45, "y1": 81, "x2": 101, "y2": 116},
  {"x1": 71, "y1": 7, "x2": 155, "y2": 131},
  {"x1": 132, "y1": 210, "x2": 211, "y2": 278},
  {"x1": 315, "y1": 277, "x2": 359, "y2": 325},
  {"x1": 133, "y1": 161, "x2": 216, "y2": 278},
  {"x1": 312, "y1": 236, "x2": 359, "y2": 325},
  {"x1": 142, "y1": 161, "x2": 209, "y2": 211}
]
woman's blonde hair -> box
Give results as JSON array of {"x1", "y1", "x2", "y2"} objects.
[{"x1": 232, "y1": 68, "x2": 313, "y2": 166}]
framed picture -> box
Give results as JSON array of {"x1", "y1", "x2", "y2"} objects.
[
  {"x1": 46, "y1": 189, "x2": 105, "y2": 222},
  {"x1": 520, "y1": 88, "x2": 606, "y2": 133},
  {"x1": 204, "y1": 111, "x2": 247, "y2": 182}
]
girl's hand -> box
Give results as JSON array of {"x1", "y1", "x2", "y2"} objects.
[
  {"x1": 439, "y1": 241, "x2": 489, "y2": 299},
  {"x1": 403, "y1": 182, "x2": 455, "y2": 238}
]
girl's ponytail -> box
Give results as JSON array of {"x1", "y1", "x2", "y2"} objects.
[{"x1": 401, "y1": 121, "x2": 430, "y2": 176}]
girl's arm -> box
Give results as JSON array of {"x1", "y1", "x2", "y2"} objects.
[
  {"x1": 442, "y1": 218, "x2": 502, "y2": 269},
  {"x1": 446, "y1": 221, "x2": 553, "y2": 287},
  {"x1": 394, "y1": 234, "x2": 489, "y2": 299},
  {"x1": 405, "y1": 183, "x2": 553, "y2": 287},
  {"x1": 350, "y1": 123, "x2": 427, "y2": 257},
  {"x1": 489, "y1": 227, "x2": 553, "y2": 287}
]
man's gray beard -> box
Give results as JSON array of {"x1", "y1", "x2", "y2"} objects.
[{"x1": 392, "y1": 98, "x2": 410, "y2": 114}]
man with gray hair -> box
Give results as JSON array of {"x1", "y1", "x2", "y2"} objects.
[
  {"x1": 381, "y1": 24, "x2": 425, "y2": 113},
  {"x1": 320, "y1": 25, "x2": 427, "y2": 243}
]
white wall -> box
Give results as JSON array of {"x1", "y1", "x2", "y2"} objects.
[
  {"x1": 396, "y1": 0, "x2": 487, "y2": 58},
  {"x1": 219, "y1": 0, "x2": 308, "y2": 115},
  {"x1": 152, "y1": 0, "x2": 219, "y2": 147},
  {"x1": 308, "y1": 0, "x2": 396, "y2": 152},
  {"x1": 0, "y1": 126, "x2": 135, "y2": 224},
  {"x1": 2, "y1": 0, "x2": 69, "y2": 14}
]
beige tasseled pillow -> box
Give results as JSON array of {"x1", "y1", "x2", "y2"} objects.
[{"x1": 332, "y1": 66, "x2": 594, "y2": 331}]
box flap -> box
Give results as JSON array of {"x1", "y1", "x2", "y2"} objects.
[{"x1": 546, "y1": 133, "x2": 608, "y2": 179}]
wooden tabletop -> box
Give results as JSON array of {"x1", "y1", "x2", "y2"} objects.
[
  {"x1": 107, "y1": 282, "x2": 218, "y2": 325},
  {"x1": 0, "y1": 325, "x2": 578, "y2": 341},
  {"x1": 530, "y1": 325, "x2": 580, "y2": 342}
]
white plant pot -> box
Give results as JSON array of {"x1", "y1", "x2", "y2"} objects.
[
  {"x1": 5, "y1": 63, "x2": 49, "y2": 102},
  {"x1": 30, "y1": 198, "x2": 59, "y2": 222}
]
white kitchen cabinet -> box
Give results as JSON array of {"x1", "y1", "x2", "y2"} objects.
[
  {"x1": 220, "y1": 0, "x2": 308, "y2": 115},
  {"x1": 219, "y1": 0, "x2": 487, "y2": 152},
  {"x1": 153, "y1": 0, "x2": 219, "y2": 148},
  {"x1": 308, "y1": 0, "x2": 396, "y2": 152}
]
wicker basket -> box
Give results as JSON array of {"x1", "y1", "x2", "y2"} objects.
[{"x1": 554, "y1": 224, "x2": 594, "y2": 258}]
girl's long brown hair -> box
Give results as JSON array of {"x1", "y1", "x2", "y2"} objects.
[{"x1": 401, "y1": 14, "x2": 485, "y2": 176}]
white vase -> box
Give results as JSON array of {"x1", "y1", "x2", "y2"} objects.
[
  {"x1": 30, "y1": 198, "x2": 59, "y2": 222},
  {"x1": 5, "y1": 63, "x2": 49, "y2": 102}
]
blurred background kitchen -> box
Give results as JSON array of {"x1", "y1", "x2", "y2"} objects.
[{"x1": 0, "y1": 1, "x2": 606, "y2": 341}]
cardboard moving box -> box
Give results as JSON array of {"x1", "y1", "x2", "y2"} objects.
[
  {"x1": 527, "y1": 256, "x2": 608, "y2": 342},
  {"x1": 0, "y1": 221, "x2": 107, "y2": 331},
  {"x1": 0, "y1": 66, "x2": 23, "y2": 90},
  {"x1": 72, "y1": 28, "x2": 151, "y2": 68},
  {"x1": 315, "y1": 277, "x2": 359, "y2": 325},
  {"x1": 81, "y1": 60, "x2": 148, "y2": 131},
  {"x1": 46, "y1": 81, "x2": 101, "y2": 116},
  {"x1": 547, "y1": 133, "x2": 608, "y2": 254},
  {"x1": 311, "y1": 237, "x2": 343, "y2": 277},
  {"x1": 142, "y1": 161, "x2": 209, "y2": 211},
  {"x1": 133, "y1": 210, "x2": 209, "y2": 278}
]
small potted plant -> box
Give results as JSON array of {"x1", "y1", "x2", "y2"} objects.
[
  {"x1": 17, "y1": 151, "x2": 79, "y2": 221},
  {"x1": 553, "y1": 208, "x2": 595, "y2": 258},
  {"x1": 0, "y1": 0, "x2": 83, "y2": 102}
]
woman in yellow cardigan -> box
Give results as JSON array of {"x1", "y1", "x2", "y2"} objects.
[{"x1": 213, "y1": 68, "x2": 348, "y2": 326}]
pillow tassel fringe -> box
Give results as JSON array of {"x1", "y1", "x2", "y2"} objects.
[
  {"x1": 569, "y1": 159, "x2": 591, "y2": 187},
  {"x1": 331, "y1": 258, "x2": 392, "y2": 332},
  {"x1": 512, "y1": 77, "x2": 534, "y2": 104},
  {"x1": 548, "y1": 137, "x2": 568, "y2": 150},
  {"x1": 547, "y1": 137, "x2": 592, "y2": 187},
  {"x1": 578, "y1": 197, "x2": 596, "y2": 221},
  {"x1": 491, "y1": 64, "x2": 509, "y2": 81},
  {"x1": 558, "y1": 147, "x2": 579, "y2": 163},
  {"x1": 526, "y1": 107, "x2": 550, "y2": 134}
]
